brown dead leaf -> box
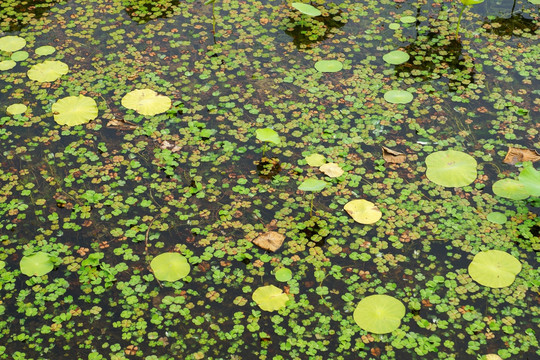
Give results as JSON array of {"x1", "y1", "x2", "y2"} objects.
[
  {"x1": 382, "y1": 146, "x2": 406, "y2": 164},
  {"x1": 503, "y1": 147, "x2": 540, "y2": 165},
  {"x1": 107, "y1": 119, "x2": 138, "y2": 130},
  {"x1": 253, "y1": 231, "x2": 285, "y2": 252}
]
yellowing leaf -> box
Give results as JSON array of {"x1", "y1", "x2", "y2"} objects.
[
  {"x1": 121, "y1": 89, "x2": 171, "y2": 116},
  {"x1": 344, "y1": 199, "x2": 382, "y2": 224},
  {"x1": 319, "y1": 163, "x2": 344, "y2": 178},
  {"x1": 52, "y1": 95, "x2": 98, "y2": 126},
  {"x1": 27, "y1": 60, "x2": 69, "y2": 82},
  {"x1": 503, "y1": 146, "x2": 540, "y2": 165},
  {"x1": 382, "y1": 146, "x2": 406, "y2": 164},
  {"x1": 253, "y1": 231, "x2": 285, "y2": 252},
  {"x1": 305, "y1": 153, "x2": 326, "y2": 166}
]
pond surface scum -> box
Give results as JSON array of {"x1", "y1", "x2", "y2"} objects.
[{"x1": 0, "y1": 0, "x2": 539, "y2": 359}]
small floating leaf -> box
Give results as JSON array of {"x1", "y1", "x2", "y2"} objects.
[
  {"x1": 35, "y1": 45, "x2": 56, "y2": 56},
  {"x1": 298, "y1": 178, "x2": 327, "y2": 192},
  {"x1": 253, "y1": 231, "x2": 285, "y2": 252},
  {"x1": 11, "y1": 51, "x2": 29, "y2": 62},
  {"x1": 384, "y1": 90, "x2": 413, "y2": 104},
  {"x1": 150, "y1": 252, "x2": 190, "y2": 282},
  {"x1": 518, "y1": 162, "x2": 540, "y2": 197},
  {"x1": 344, "y1": 199, "x2": 382, "y2": 224},
  {"x1": 52, "y1": 95, "x2": 98, "y2": 126},
  {"x1": 492, "y1": 179, "x2": 529, "y2": 200},
  {"x1": 6, "y1": 103, "x2": 27, "y2": 115},
  {"x1": 425, "y1": 150, "x2": 477, "y2": 187},
  {"x1": 314, "y1": 60, "x2": 343, "y2": 73},
  {"x1": 400, "y1": 15, "x2": 416, "y2": 24},
  {"x1": 353, "y1": 295, "x2": 406, "y2": 334},
  {"x1": 275, "y1": 268, "x2": 292, "y2": 282},
  {"x1": 27, "y1": 60, "x2": 69, "y2": 82},
  {"x1": 20, "y1": 252, "x2": 54, "y2": 277},
  {"x1": 383, "y1": 50, "x2": 410, "y2": 65},
  {"x1": 503, "y1": 147, "x2": 540, "y2": 165},
  {"x1": 0, "y1": 35, "x2": 26, "y2": 52},
  {"x1": 121, "y1": 89, "x2": 172, "y2": 116},
  {"x1": 0, "y1": 60, "x2": 16, "y2": 71},
  {"x1": 291, "y1": 3, "x2": 321, "y2": 17},
  {"x1": 486, "y1": 212, "x2": 507, "y2": 225},
  {"x1": 320, "y1": 163, "x2": 344, "y2": 178},
  {"x1": 252, "y1": 285, "x2": 289, "y2": 311},
  {"x1": 305, "y1": 153, "x2": 326, "y2": 166},
  {"x1": 256, "y1": 128, "x2": 280, "y2": 145},
  {"x1": 468, "y1": 250, "x2": 521, "y2": 288}
]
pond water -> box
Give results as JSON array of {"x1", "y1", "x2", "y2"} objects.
[{"x1": 0, "y1": 0, "x2": 539, "y2": 359}]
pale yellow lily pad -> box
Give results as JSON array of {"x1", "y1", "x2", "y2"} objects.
[
  {"x1": 0, "y1": 36, "x2": 26, "y2": 52},
  {"x1": 121, "y1": 89, "x2": 171, "y2": 116},
  {"x1": 252, "y1": 285, "x2": 289, "y2": 311},
  {"x1": 320, "y1": 163, "x2": 344, "y2": 178},
  {"x1": 305, "y1": 153, "x2": 326, "y2": 166},
  {"x1": 344, "y1": 199, "x2": 382, "y2": 224},
  {"x1": 27, "y1": 60, "x2": 69, "y2": 82},
  {"x1": 0, "y1": 60, "x2": 16, "y2": 71},
  {"x1": 52, "y1": 95, "x2": 98, "y2": 126},
  {"x1": 7, "y1": 103, "x2": 27, "y2": 115}
]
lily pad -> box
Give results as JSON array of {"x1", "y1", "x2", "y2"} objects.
[
  {"x1": 0, "y1": 60, "x2": 16, "y2": 71},
  {"x1": 291, "y1": 3, "x2": 321, "y2": 17},
  {"x1": 344, "y1": 199, "x2": 382, "y2": 224},
  {"x1": 383, "y1": 50, "x2": 410, "y2": 65},
  {"x1": 492, "y1": 179, "x2": 529, "y2": 200},
  {"x1": 461, "y1": 0, "x2": 484, "y2": 5},
  {"x1": 6, "y1": 104, "x2": 27, "y2": 115},
  {"x1": 275, "y1": 268, "x2": 292, "y2": 282},
  {"x1": 27, "y1": 60, "x2": 69, "y2": 82},
  {"x1": 52, "y1": 95, "x2": 98, "y2": 126},
  {"x1": 486, "y1": 212, "x2": 507, "y2": 225},
  {"x1": 425, "y1": 150, "x2": 477, "y2": 187},
  {"x1": 121, "y1": 89, "x2": 172, "y2": 116},
  {"x1": 0, "y1": 36, "x2": 26, "y2": 52},
  {"x1": 11, "y1": 51, "x2": 29, "y2": 62},
  {"x1": 468, "y1": 250, "x2": 521, "y2": 288},
  {"x1": 256, "y1": 128, "x2": 280, "y2": 145},
  {"x1": 298, "y1": 178, "x2": 327, "y2": 192},
  {"x1": 320, "y1": 163, "x2": 344, "y2": 178},
  {"x1": 35, "y1": 45, "x2": 56, "y2": 56},
  {"x1": 353, "y1": 295, "x2": 406, "y2": 334},
  {"x1": 518, "y1": 162, "x2": 540, "y2": 197},
  {"x1": 252, "y1": 285, "x2": 289, "y2": 311},
  {"x1": 384, "y1": 90, "x2": 413, "y2": 104},
  {"x1": 305, "y1": 153, "x2": 326, "y2": 166},
  {"x1": 20, "y1": 252, "x2": 54, "y2": 276},
  {"x1": 400, "y1": 16, "x2": 416, "y2": 24},
  {"x1": 314, "y1": 60, "x2": 343, "y2": 73},
  {"x1": 150, "y1": 252, "x2": 190, "y2": 282}
]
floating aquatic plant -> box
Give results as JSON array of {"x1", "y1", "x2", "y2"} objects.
[
  {"x1": 383, "y1": 89, "x2": 413, "y2": 104},
  {"x1": 305, "y1": 153, "x2": 326, "y2": 166},
  {"x1": 319, "y1": 163, "x2": 343, "y2": 178},
  {"x1": 291, "y1": 3, "x2": 321, "y2": 17},
  {"x1": 456, "y1": 0, "x2": 484, "y2": 37},
  {"x1": 383, "y1": 50, "x2": 410, "y2": 65},
  {"x1": 20, "y1": 252, "x2": 54, "y2": 276},
  {"x1": 353, "y1": 295, "x2": 406, "y2": 334},
  {"x1": 0, "y1": 60, "x2": 16, "y2": 71},
  {"x1": 35, "y1": 45, "x2": 56, "y2": 56},
  {"x1": 468, "y1": 250, "x2": 521, "y2": 288},
  {"x1": 6, "y1": 103, "x2": 27, "y2": 115},
  {"x1": 252, "y1": 285, "x2": 289, "y2": 311},
  {"x1": 299, "y1": 178, "x2": 327, "y2": 215},
  {"x1": 27, "y1": 60, "x2": 69, "y2": 82},
  {"x1": 0, "y1": 35, "x2": 26, "y2": 52},
  {"x1": 52, "y1": 95, "x2": 98, "y2": 126},
  {"x1": 425, "y1": 150, "x2": 477, "y2": 187},
  {"x1": 256, "y1": 128, "x2": 280, "y2": 156},
  {"x1": 121, "y1": 89, "x2": 172, "y2": 116},
  {"x1": 314, "y1": 60, "x2": 343, "y2": 73},
  {"x1": 344, "y1": 199, "x2": 382, "y2": 224},
  {"x1": 150, "y1": 252, "x2": 190, "y2": 282}
]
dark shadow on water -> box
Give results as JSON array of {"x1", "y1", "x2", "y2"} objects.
[
  {"x1": 123, "y1": 0, "x2": 180, "y2": 24},
  {"x1": 282, "y1": 11, "x2": 346, "y2": 49},
  {"x1": 0, "y1": 0, "x2": 59, "y2": 32},
  {"x1": 483, "y1": 13, "x2": 538, "y2": 37},
  {"x1": 256, "y1": 157, "x2": 281, "y2": 180}
]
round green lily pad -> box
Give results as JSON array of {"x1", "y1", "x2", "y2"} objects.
[
  {"x1": 11, "y1": 51, "x2": 29, "y2": 62},
  {"x1": 0, "y1": 36, "x2": 26, "y2": 52},
  {"x1": 305, "y1": 153, "x2": 326, "y2": 166},
  {"x1": 256, "y1": 128, "x2": 280, "y2": 145},
  {"x1": 314, "y1": 60, "x2": 343, "y2": 73},
  {"x1": 298, "y1": 178, "x2": 327, "y2": 192},
  {"x1": 468, "y1": 250, "x2": 521, "y2": 288},
  {"x1": 0, "y1": 60, "x2": 16, "y2": 71},
  {"x1": 27, "y1": 60, "x2": 69, "y2": 82},
  {"x1": 519, "y1": 163, "x2": 540, "y2": 197},
  {"x1": 20, "y1": 252, "x2": 54, "y2": 276},
  {"x1": 384, "y1": 90, "x2": 413, "y2": 104},
  {"x1": 425, "y1": 150, "x2": 477, "y2": 187},
  {"x1": 389, "y1": 23, "x2": 400, "y2": 30},
  {"x1": 383, "y1": 50, "x2": 410, "y2": 65},
  {"x1": 400, "y1": 16, "x2": 416, "y2": 24},
  {"x1": 6, "y1": 103, "x2": 27, "y2": 115},
  {"x1": 150, "y1": 252, "x2": 190, "y2": 282},
  {"x1": 486, "y1": 212, "x2": 507, "y2": 225},
  {"x1": 252, "y1": 285, "x2": 289, "y2": 311},
  {"x1": 291, "y1": 2, "x2": 321, "y2": 17},
  {"x1": 353, "y1": 295, "x2": 406, "y2": 334},
  {"x1": 52, "y1": 95, "x2": 98, "y2": 126},
  {"x1": 492, "y1": 179, "x2": 529, "y2": 200},
  {"x1": 121, "y1": 89, "x2": 172, "y2": 116},
  {"x1": 35, "y1": 45, "x2": 56, "y2": 56},
  {"x1": 275, "y1": 268, "x2": 292, "y2": 282}
]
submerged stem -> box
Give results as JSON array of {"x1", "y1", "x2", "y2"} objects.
[{"x1": 456, "y1": 5, "x2": 468, "y2": 37}]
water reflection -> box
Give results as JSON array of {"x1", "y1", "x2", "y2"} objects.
[
  {"x1": 0, "y1": 0, "x2": 58, "y2": 32},
  {"x1": 124, "y1": 0, "x2": 180, "y2": 24}
]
